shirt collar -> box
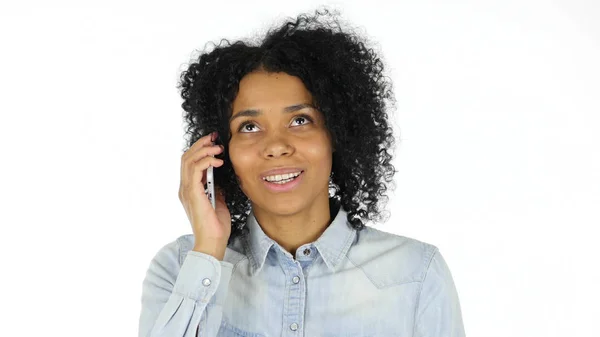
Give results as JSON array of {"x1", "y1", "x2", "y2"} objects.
[{"x1": 243, "y1": 200, "x2": 356, "y2": 275}]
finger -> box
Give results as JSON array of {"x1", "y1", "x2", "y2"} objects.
[
  {"x1": 193, "y1": 131, "x2": 218, "y2": 149},
  {"x1": 182, "y1": 132, "x2": 216, "y2": 158},
  {"x1": 190, "y1": 156, "x2": 224, "y2": 196},
  {"x1": 181, "y1": 144, "x2": 222, "y2": 181},
  {"x1": 182, "y1": 147, "x2": 221, "y2": 189},
  {"x1": 180, "y1": 154, "x2": 221, "y2": 203},
  {"x1": 185, "y1": 144, "x2": 224, "y2": 165},
  {"x1": 183, "y1": 130, "x2": 220, "y2": 153},
  {"x1": 185, "y1": 147, "x2": 220, "y2": 186}
]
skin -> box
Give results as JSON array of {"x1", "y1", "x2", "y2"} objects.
[{"x1": 228, "y1": 70, "x2": 335, "y2": 256}]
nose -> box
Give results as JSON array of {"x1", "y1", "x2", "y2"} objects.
[{"x1": 263, "y1": 136, "x2": 294, "y2": 158}]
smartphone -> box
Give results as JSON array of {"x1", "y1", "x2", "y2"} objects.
[
  {"x1": 205, "y1": 130, "x2": 221, "y2": 209},
  {"x1": 206, "y1": 163, "x2": 216, "y2": 209}
]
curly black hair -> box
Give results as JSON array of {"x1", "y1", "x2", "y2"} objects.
[{"x1": 177, "y1": 7, "x2": 398, "y2": 245}]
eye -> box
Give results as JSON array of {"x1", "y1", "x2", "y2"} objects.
[
  {"x1": 238, "y1": 122, "x2": 258, "y2": 133},
  {"x1": 237, "y1": 114, "x2": 314, "y2": 133},
  {"x1": 291, "y1": 114, "x2": 313, "y2": 126}
]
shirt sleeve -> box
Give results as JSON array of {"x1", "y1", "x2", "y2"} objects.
[
  {"x1": 138, "y1": 239, "x2": 234, "y2": 337},
  {"x1": 413, "y1": 248, "x2": 466, "y2": 337}
]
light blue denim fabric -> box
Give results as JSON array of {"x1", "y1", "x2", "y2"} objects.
[{"x1": 139, "y1": 204, "x2": 465, "y2": 337}]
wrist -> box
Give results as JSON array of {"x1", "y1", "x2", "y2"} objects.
[{"x1": 192, "y1": 243, "x2": 226, "y2": 261}]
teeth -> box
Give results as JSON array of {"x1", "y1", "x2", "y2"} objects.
[
  {"x1": 263, "y1": 171, "x2": 302, "y2": 182},
  {"x1": 271, "y1": 177, "x2": 294, "y2": 184}
]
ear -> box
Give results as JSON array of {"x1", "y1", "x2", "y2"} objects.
[{"x1": 216, "y1": 187, "x2": 225, "y2": 200}]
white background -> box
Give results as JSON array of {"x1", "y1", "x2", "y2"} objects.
[{"x1": 0, "y1": 0, "x2": 598, "y2": 336}]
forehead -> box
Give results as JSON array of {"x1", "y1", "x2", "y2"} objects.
[{"x1": 233, "y1": 71, "x2": 313, "y2": 110}]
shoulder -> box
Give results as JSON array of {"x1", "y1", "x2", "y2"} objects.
[{"x1": 346, "y1": 225, "x2": 439, "y2": 289}]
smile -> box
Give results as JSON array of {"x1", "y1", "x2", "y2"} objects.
[{"x1": 262, "y1": 170, "x2": 304, "y2": 192}]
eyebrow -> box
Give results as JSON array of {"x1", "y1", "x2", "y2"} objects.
[{"x1": 229, "y1": 103, "x2": 315, "y2": 123}]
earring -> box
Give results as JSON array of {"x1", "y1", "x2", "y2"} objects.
[{"x1": 328, "y1": 172, "x2": 337, "y2": 198}]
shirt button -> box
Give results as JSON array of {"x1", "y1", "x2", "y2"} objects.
[
  {"x1": 202, "y1": 278, "x2": 211, "y2": 286},
  {"x1": 292, "y1": 276, "x2": 300, "y2": 284},
  {"x1": 290, "y1": 323, "x2": 298, "y2": 331},
  {"x1": 303, "y1": 248, "x2": 311, "y2": 256}
]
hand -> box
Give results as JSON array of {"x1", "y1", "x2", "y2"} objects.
[{"x1": 178, "y1": 131, "x2": 231, "y2": 260}]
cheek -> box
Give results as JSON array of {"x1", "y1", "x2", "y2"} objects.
[
  {"x1": 305, "y1": 136, "x2": 333, "y2": 158},
  {"x1": 227, "y1": 147, "x2": 248, "y2": 191},
  {"x1": 228, "y1": 146, "x2": 253, "y2": 176}
]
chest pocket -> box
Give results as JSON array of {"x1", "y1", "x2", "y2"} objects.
[{"x1": 218, "y1": 320, "x2": 265, "y2": 337}]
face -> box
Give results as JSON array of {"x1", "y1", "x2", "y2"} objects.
[{"x1": 228, "y1": 70, "x2": 334, "y2": 214}]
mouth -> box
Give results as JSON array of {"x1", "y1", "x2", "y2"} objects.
[{"x1": 262, "y1": 170, "x2": 305, "y2": 192}]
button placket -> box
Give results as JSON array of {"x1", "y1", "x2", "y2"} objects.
[{"x1": 282, "y1": 254, "x2": 304, "y2": 335}]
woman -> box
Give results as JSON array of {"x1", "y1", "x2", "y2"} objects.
[{"x1": 139, "y1": 8, "x2": 465, "y2": 337}]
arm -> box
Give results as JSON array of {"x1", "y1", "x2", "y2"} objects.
[
  {"x1": 138, "y1": 239, "x2": 233, "y2": 337},
  {"x1": 413, "y1": 248, "x2": 466, "y2": 337}
]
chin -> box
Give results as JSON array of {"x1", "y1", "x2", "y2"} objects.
[{"x1": 258, "y1": 195, "x2": 306, "y2": 214}]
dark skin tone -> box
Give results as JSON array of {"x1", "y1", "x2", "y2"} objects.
[{"x1": 227, "y1": 70, "x2": 335, "y2": 256}]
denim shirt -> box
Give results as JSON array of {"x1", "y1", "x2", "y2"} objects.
[{"x1": 138, "y1": 204, "x2": 465, "y2": 337}]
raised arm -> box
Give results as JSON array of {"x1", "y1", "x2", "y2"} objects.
[{"x1": 138, "y1": 240, "x2": 233, "y2": 337}]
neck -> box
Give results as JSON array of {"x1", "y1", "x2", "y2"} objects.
[{"x1": 252, "y1": 192, "x2": 332, "y2": 256}]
